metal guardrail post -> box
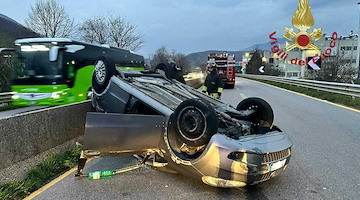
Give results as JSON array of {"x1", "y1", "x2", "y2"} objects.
[{"x1": 0, "y1": 92, "x2": 14, "y2": 105}]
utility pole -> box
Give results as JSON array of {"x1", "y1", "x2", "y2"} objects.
[{"x1": 357, "y1": 2, "x2": 360, "y2": 78}]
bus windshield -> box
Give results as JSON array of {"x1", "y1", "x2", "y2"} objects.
[{"x1": 13, "y1": 43, "x2": 64, "y2": 84}]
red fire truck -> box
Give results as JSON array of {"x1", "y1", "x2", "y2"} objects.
[{"x1": 207, "y1": 52, "x2": 236, "y2": 89}]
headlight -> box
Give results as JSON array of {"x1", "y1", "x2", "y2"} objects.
[
  {"x1": 51, "y1": 91, "x2": 62, "y2": 98},
  {"x1": 12, "y1": 94, "x2": 19, "y2": 99},
  {"x1": 228, "y1": 151, "x2": 246, "y2": 162},
  {"x1": 228, "y1": 151, "x2": 258, "y2": 172},
  {"x1": 202, "y1": 176, "x2": 246, "y2": 188}
]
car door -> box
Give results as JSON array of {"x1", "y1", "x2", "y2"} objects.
[{"x1": 83, "y1": 112, "x2": 165, "y2": 156}]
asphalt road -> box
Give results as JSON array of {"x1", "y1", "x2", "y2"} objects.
[{"x1": 31, "y1": 78, "x2": 360, "y2": 200}]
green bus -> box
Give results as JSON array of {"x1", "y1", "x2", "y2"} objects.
[{"x1": 5, "y1": 38, "x2": 144, "y2": 106}]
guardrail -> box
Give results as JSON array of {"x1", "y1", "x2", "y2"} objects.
[
  {"x1": 0, "y1": 92, "x2": 13, "y2": 105},
  {"x1": 237, "y1": 74, "x2": 360, "y2": 98}
]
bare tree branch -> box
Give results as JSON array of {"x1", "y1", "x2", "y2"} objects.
[
  {"x1": 78, "y1": 15, "x2": 144, "y2": 51},
  {"x1": 150, "y1": 46, "x2": 169, "y2": 69},
  {"x1": 25, "y1": 0, "x2": 74, "y2": 38},
  {"x1": 78, "y1": 16, "x2": 108, "y2": 44},
  {"x1": 149, "y1": 46, "x2": 191, "y2": 73}
]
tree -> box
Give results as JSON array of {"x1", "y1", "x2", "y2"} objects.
[
  {"x1": 263, "y1": 63, "x2": 282, "y2": 76},
  {"x1": 0, "y1": 52, "x2": 15, "y2": 92},
  {"x1": 315, "y1": 50, "x2": 358, "y2": 83},
  {"x1": 150, "y1": 46, "x2": 169, "y2": 69},
  {"x1": 0, "y1": 33, "x2": 13, "y2": 48},
  {"x1": 78, "y1": 16, "x2": 108, "y2": 44},
  {"x1": 108, "y1": 16, "x2": 144, "y2": 51},
  {"x1": 25, "y1": 0, "x2": 74, "y2": 38},
  {"x1": 150, "y1": 46, "x2": 191, "y2": 73},
  {"x1": 245, "y1": 50, "x2": 263, "y2": 74},
  {"x1": 195, "y1": 61, "x2": 207, "y2": 73},
  {"x1": 170, "y1": 50, "x2": 191, "y2": 73},
  {"x1": 78, "y1": 15, "x2": 144, "y2": 51}
]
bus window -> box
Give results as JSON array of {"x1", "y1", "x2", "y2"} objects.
[
  {"x1": 11, "y1": 38, "x2": 144, "y2": 106},
  {"x1": 67, "y1": 61, "x2": 75, "y2": 79}
]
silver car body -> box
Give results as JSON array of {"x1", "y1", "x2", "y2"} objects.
[{"x1": 83, "y1": 72, "x2": 292, "y2": 187}]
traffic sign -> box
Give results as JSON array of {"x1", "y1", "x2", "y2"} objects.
[
  {"x1": 241, "y1": 67, "x2": 246, "y2": 73},
  {"x1": 259, "y1": 66, "x2": 265, "y2": 73},
  {"x1": 307, "y1": 56, "x2": 321, "y2": 70}
]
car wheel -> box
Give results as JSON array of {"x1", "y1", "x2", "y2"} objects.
[
  {"x1": 172, "y1": 99, "x2": 218, "y2": 146},
  {"x1": 92, "y1": 56, "x2": 116, "y2": 94},
  {"x1": 155, "y1": 63, "x2": 175, "y2": 79},
  {"x1": 236, "y1": 97, "x2": 274, "y2": 127}
]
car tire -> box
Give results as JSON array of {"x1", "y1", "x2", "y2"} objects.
[
  {"x1": 236, "y1": 97, "x2": 274, "y2": 127},
  {"x1": 155, "y1": 63, "x2": 175, "y2": 79},
  {"x1": 92, "y1": 56, "x2": 116, "y2": 94},
  {"x1": 172, "y1": 99, "x2": 218, "y2": 146}
]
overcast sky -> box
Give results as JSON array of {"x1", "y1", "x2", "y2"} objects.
[{"x1": 0, "y1": 0, "x2": 359, "y2": 56}]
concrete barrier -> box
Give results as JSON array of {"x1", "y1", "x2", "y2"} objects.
[
  {"x1": 0, "y1": 77, "x2": 203, "y2": 171},
  {"x1": 0, "y1": 101, "x2": 93, "y2": 170}
]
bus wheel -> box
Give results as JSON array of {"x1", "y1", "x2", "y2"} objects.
[{"x1": 92, "y1": 56, "x2": 116, "y2": 93}]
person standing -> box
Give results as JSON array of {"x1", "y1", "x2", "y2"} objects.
[{"x1": 202, "y1": 63, "x2": 223, "y2": 99}]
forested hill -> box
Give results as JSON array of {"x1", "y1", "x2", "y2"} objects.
[{"x1": 0, "y1": 14, "x2": 39, "y2": 47}]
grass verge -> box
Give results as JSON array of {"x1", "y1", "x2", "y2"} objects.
[
  {"x1": 0, "y1": 146, "x2": 81, "y2": 200},
  {"x1": 245, "y1": 78, "x2": 360, "y2": 110}
]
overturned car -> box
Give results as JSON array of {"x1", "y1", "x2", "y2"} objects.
[{"x1": 76, "y1": 56, "x2": 292, "y2": 188}]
